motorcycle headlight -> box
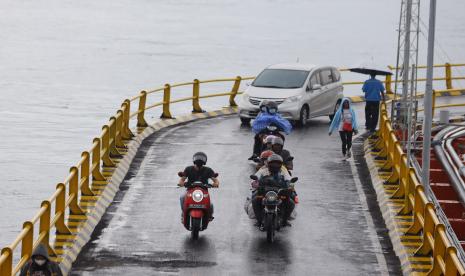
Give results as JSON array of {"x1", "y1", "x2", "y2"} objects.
[
  {"x1": 265, "y1": 191, "x2": 278, "y2": 202},
  {"x1": 192, "y1": 190, "x2": 204, "y2": 203},
  {"x1": 267, "y1": 125, "x2": 278, "y2": 131},
  {"x1": 284, "y1": 95, "x2": 303, "y2": 104}
]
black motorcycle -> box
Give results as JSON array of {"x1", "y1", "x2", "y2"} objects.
[{"x1": 250, "y1": 175, "x2": 298, "y2": 243}]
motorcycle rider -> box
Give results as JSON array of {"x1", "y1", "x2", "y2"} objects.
[
  {"x1": 249, "y1": 101, "x2": 290, "y2": 160},
  {"x1": 271, "y1": 137, "x2": 293, "y2": 171},
  {"x1": 252, "y1": 154, "x2": 295, "y2": 228},
  {"x1": 178, "y1": 152, "x2": 219, "y2": 217}
]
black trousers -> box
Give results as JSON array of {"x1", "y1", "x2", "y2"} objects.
[
  {"x1": 339, "y1": 131, "x2": 353, "y2": 155},
  {"x1": 253, "y1": 133, "x2": 262, "y2": 156},
  {"x1": 365, "y1": 101, "x2": 380, "y2": 132}
]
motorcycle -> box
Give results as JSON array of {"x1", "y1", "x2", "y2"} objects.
[
  {"x1": 178, "y1": 172, "x2": 218, "y2": 240},
  {"x1": 250, "y1": 175, "x2": 298, "y2": 243}
]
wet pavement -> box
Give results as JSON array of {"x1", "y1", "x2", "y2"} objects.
[{"x1": 71, "y1": 111, "x2": 403, "y2": 275}]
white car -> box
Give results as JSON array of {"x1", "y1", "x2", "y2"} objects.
[{"x1": 238, "y1": 63, "x2": 344, "y2": 126}]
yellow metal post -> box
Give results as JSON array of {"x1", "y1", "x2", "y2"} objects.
[
  {"x1": 68, "y1": 167, "x2": 85, "y2": 215},
  {"x1": 385, "y1": 74, "x2": 393, "y2": 94},
  {"x1": 192, "y1": 79, "x2": 203, "y2": 113},
  {"x1": 21, "y1": 222, "x2": 33, "y2": 260},
  {"x1": 55, "y1": 183, "x2": 72, "y2": 235},
  {"x1": 121, "y1": 100, "x2": 134, "y2": 139},
  {"x1": 101, "y1": 126, "x2": 115, "y2": 167},
  {"x1": 39, "y1": 201, "x2": 53, "y2": 253},
  {"x1": 80, "y1": 152, "x2": 94, "y2": 196},
  {"x1": 161, "y1": 84, "x2": 173, "y2": 118},
  {"x1": 445, "y1": 62, "x2": 453, "y2": 89},
  {"x1": 229, "y1": 76, "x2": 242, "y2": 106},
  {"x1": 137, "y1": 91, "x2": 148, "y2": 127},
  {"x1": 108, "y1": 117, "x2": 122, "y2": 157},
  {"x1": 0, "y1": 247, "x2": 13, "y2": 276},
  {"x1": 115, "y1": 111, "x2": 126, "y2": 148},
  {"x1": 91, "y1": 138, "x2": 105, "y2": 181}
]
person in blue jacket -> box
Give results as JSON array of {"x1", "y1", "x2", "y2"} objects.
[
  {"x1": 362, "y1": 74, "x2": 385, "y2": 133},
  {"x1": 329, "y1": 98, "x2": 359, "y2": 158}
]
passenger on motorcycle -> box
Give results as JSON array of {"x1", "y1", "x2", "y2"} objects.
[
  {"x1": 255, "y1": 150, "x2": 274, "y2": 173},
  {"x1": 271, "y1": 137, "x2": 293, "y2": 171},
  {"x1": 252, "y1": 154, "x2": 295, "y2": 228},
  {"x1": 178, "y1": 152, "x2": 219, "y2": 215}
]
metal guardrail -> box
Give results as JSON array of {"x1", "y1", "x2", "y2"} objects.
[
  {"x1": 0, "y1": 62, "x2": 464, "y2": 275},
  {"x1": 0, "y1": 76, "x2": 258, "y2": 275},
  {"x1": 373, "y1": 102, "x2": 465, "y2": 275}
]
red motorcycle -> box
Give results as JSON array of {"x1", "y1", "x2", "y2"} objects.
[{"x1": 178, "y1": 172, "x2": 218, "y2": 240}]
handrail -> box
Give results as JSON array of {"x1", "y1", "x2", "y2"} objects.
[
  {"x1": 0, "y1": 74, "x2": 252, "y2": 275},
  {"x1": 373, "y1": 102, "x2": 465, "y2": 275},
  {"x1": 1, "y1": 62, "x2": 464, "y2": 275}
]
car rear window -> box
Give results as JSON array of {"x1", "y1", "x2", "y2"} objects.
[{"x1": 252, "y1": 69, "x2": 310, "y2": 89}]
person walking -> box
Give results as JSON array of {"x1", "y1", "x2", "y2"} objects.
[
  {"x1": 329, "y1": 98, "x2": 359, "y2": 159},
  {"x1": 362, "y1": 74, "x2": 385, "y2": 133},
  {"x1": 20, "y1": 243, "x2": 63, "y2": 276}
]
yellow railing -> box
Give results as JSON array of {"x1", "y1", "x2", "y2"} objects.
[
  {"x1": 373, "y1": 102, "x2": 465, "y2": 275},
  {"x1": 0, "y1": 76, "x2": 253, "y2": 275},
  {"x1": 1, "y1": 63, "x2": 464, "y2": 275},
  {"x1": 340, "y1": 62, "x2": 465, "y2": 94}
]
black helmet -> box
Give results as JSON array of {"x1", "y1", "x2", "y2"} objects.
[
  {"x1": 266, "y1": 101, "x2": 278, "y2": 114},
  {"x1": 193, "y1": 152, "x2": 207, "y2": 166},
  {"x1": 259, "y1": 100, "x2": 270, "y2": 112}
]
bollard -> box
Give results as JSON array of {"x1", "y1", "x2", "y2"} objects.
[
  {"x1": 229, "y1": 76, "x2": 242, "y2": 107},
  {"x1": 121, "y1": 100, "x2": 134, "y2": 139},
  {"x1": 161, "y1": 84, "x2": 173, "y2": 118},
  {"x1": 192, "y1": 79, "x2": 203, "y2": 113}
]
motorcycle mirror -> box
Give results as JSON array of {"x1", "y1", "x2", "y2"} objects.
[
  {"x1": 213, "y1": 173, "x2": 219, "y2": 178},
  {"x1": 290, "y1": 177, "x2": 298, "y2": 183},
  {"x1": 178, "y1": 172, "x2": 185, "y2": 177},
  {"x1": 287, "y1": 156, "x2": 294, "y2": 162},
  {"x1": 250, "y1": 175, "x2": 258, "y2": 181}
]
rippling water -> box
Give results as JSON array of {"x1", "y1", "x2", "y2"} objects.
[{"x1": 0, "y1": 0, "x2": 464, "y2": 246}]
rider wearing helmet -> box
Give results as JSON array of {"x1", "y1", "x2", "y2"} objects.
[
  {"x1": 252, "y1": 154, "x2": 295, "y2": 228},
  {"x1": 249, "y1": 101, "x2": 286, "y2": 160},
  {"x1": 178, "y1": 152, "x2": 219, "y2": 187},
  {"x1": 255, "y1": 149, "x2": 274, "y2": 171},
  {"x1": 178, "y1": 152, "x2": 219, "y2": 215},
  {"x1": 271, "y1": 137, "x2": 293, "y2": 171}
]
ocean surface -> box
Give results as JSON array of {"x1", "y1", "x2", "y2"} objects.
[{"x1": 1, "y1": 0, "x2": 464, "y2": 247}]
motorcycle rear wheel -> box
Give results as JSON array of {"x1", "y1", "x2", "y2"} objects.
[{"x1": 191, "y1": 218, "x2": 201, "y2": 240}]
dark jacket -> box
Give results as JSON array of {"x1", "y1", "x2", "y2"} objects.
[{"x1": 20, "y1": 244, "x2": 63, "y2": 276}]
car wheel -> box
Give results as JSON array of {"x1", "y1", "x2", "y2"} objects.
[
  {"x1": 298, "y1": 106, "x2": 309, "y2": 127},
  {"x1": 240, "y1": 117, "x2": 251, "y2": 125}
]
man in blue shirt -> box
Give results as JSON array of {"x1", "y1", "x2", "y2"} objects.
[{"x1": 362, "y1": 74, "x2": 385, "y2": 133}]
